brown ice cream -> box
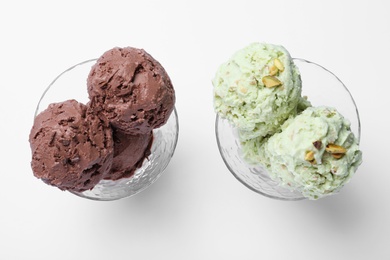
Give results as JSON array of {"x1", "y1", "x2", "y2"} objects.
[
  {"x1": 30, "y1": 46, "x2": 176, "y2": 194},
  {"x1": 105, "y1": 130, "x2": 153, "y2": 181},
  {"x1": 87, "y1": 47, "x2": 175, "y2": 135},
  {"x1": 29, "y1": 100, "x2": 114, "y2": 192}
]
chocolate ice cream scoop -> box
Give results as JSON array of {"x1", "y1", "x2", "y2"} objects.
[
  {"x1": 29, "y1": 100, "x2": 114, "y2": 192},
  {"x1": 87, "y1": 47, "x2": 175, "y2": 135},
  {"x1": 104, "y1": 130, "x2": 153, "y2": 181}
]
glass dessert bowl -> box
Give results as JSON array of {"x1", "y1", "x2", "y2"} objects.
[
  {"x1": 215, "y1": 58, "x2": 361, "y2": 201},
  {"x1": 34, "y1": 59, "x2": 179, "y2": 201}
]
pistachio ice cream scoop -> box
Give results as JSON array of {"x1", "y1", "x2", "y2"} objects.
[
  {"x1": 213, "y1": 42, "x2": 303, "y2": 141},
  {"x1": 257, "y1": 106, "x2": 362, "y2": 199}
]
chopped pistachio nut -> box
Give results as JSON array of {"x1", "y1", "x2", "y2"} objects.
[
  {"x1": 325, "y1": 143, "x2": 347, "y2": 154},
  {"x1": 331, "y1": 153, "x2": 345, "y2": 159},
  {"x1": 305, "y1": 151, "x2": 315, "y2": 162},
  {"x1": 274, "y1": 58, "x2": 284, "y2": 72},
  {"x1": 312, "y1": 140, "x2": 322, "y2": 150},
  {"x1": 262, "y1": 75, "x2": 282, "y2": 88},
  {"x1": 269, "y1": 65, "x2": 279, "y2": 76}
]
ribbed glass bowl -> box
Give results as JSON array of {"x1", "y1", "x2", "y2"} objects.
[
  {"x1": 34, "y1": 59, "x2": 179, "y2": 201},
  {"x1": 215, "y1": 58, "x2": 360, "y2": 201}
]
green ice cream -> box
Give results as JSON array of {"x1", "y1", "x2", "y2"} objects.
[
  {"x1": 213, "y1": 42, "x2": 361, "y2": 199},
  {"x1": 213, "y1": 42, "x2": 303, "y2": 140},
  {"x1": 257, "y1": 106, "x2": 362, "y2": 200},
  {"x1": 241, "y1": 96, "x2": 311, "y2": 164}
]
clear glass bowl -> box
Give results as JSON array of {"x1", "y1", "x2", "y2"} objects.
[
  {"x1": 215, "y1": 58, "x2": 361, "y2": 201},
  {"x1": 34, "y1": 59, "x2": 179, "y2": 201}
]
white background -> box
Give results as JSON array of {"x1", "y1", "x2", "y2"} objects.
[{"x1": 1, "y1": 0, "x2": 389, "y2": 259}]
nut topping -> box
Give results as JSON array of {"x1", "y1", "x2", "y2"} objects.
[
  {"x1": 325, "y1": 143, "x2": 346, "y2": 154},
  {"x1": 325, "y1": 143, "x2": 346, "y2": 159},
  {"x1": 274, "y1": 58, "x2": 284, "y2": 72},
  {"x1": 305, "y1": 151, "x2": 314, "y2": 162},
  {"x1": 312, "y1": 140, "x2": 322, "y2": 150},
  {"x1": 262, "y1": 76, "x2": 282, "y2": 88},
  {"x1": 331, "y1": 153, "x2": 344, "y2": 159},
  {"x1": 269, "y1": 65, "x2": 279, "y2": 76}
]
